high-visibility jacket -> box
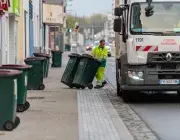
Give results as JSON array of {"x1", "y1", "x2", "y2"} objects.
[{"x1": 92, "y1": 46, "x2": 108, "y2": 67}]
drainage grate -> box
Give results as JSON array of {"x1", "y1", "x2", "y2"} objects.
[{"x1": 27, "y1": 97, "x2": 45, "y2": 100}]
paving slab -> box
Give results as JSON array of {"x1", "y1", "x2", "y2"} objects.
[
  {"x1": 0, "y1": 52, "x2": 78, "y2": 140},
  {"x1": 78, "y1": 87, "x2": 133, "y2": 140}
]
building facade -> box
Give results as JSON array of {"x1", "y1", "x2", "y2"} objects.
[{"x1": 42, "y1": 3, "x2": 65, "y2": 53}]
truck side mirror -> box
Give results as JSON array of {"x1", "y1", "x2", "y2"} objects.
[
  {"x1": 113, "y1": 18, "x2": 122, "y2": 32},
  {"x1": 114, "y1": 7, "x2": 123, "y2": 16}
]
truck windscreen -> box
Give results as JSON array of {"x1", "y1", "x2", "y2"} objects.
[{"x1": 130, "y1": 2, "x2": 180, "y2": 33}]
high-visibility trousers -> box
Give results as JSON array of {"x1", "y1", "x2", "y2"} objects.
[{"x1": 95, "y1": 67, "x2": 105, "y2": 85}]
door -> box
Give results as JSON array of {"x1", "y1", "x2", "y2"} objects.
[{"x1": 29, "y1": 2, "x2": 34, "y2": 56}]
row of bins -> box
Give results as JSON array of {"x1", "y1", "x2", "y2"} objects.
[
  {"x1": 0, "y1": 52, "x2": 53, "y2": 131},
  {"x1": 0, "y1": 50, "x2": 63, "y2": 131},
  {"x1": 61, "y1": 53, "x2": 102, "y2": 89}
]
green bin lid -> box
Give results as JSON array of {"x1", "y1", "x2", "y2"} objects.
[
  {"x1": 33, "y1": 53, "x2": 51, "y2": 58},
  {"x1": 24, "y1": 57, "x2": 46, "y2": 62},
  {"x1": 0, "y1": 69, "x2": 22, "y2": 77},
  {"x1": 1, "y1": 64, "x2": 32, "y2": 70},
  {"x1": 51, "y1": 50, "x2": 63, "y2": 53},
  {"x1": 69, "y1": 53, "x2": 81, "y2": 57},
  {"x1": 81, "y1": 54, "x2": 101, "y2": 63}
]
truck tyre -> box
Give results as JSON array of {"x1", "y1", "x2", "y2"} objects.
[
  {"x1": 116, "y1": 59, "x2": 122, "y2": 96},
  {"x1": 122, "y1": 90, "x2": 141, "y2": 103},
  {"x1": 122, "y1": 91, "x2": 131, "y2": 103}
]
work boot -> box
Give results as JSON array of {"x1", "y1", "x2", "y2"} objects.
[
  {"x1": 102, "y1": 80, "x2": 107, "y2": 86},
  {"x1": 94, "y1": 85, "x2": 104, "y2": 89}
]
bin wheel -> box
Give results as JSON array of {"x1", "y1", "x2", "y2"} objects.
[
  {"x1": 25, "y1": 101, "x2": 30, "y2": 111},
  {"x1": 4, "y1": 121, "x2": 15, "y2": 131},
  {"x1": 69, "y1": 86, "x2": 73, "y2": 88},
  {"x1": 81, "y1": 86, "x2": 85, "y2": 89},
  {"x1": 15, "y1": 116, "x2": 20, "y2": 127},
  {"x1": 76, "y1": 86, "x2": 80, "y2": 89},
  {"x1": 39, "y1": 84, "x2": 45, "y2": 90},
  {"x1": 87, "y1": 83, "x2": 93, "y2": 89},
  {"x1": 17, "y1": 104, "x2": 25, "y2": 112}
]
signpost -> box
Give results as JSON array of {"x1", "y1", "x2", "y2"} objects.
[{"x1": 74, "y1": 21, "x2": 79, "y2": 53}]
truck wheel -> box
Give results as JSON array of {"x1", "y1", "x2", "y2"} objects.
[
  {"x1": 122, "y1": 91, "x2": 130, "y2": 103},
  {"x1": 122, "y1": 91, "x2": 141, "y2": 103},
  {"x1": 117, "y1": 81, "x2": 122, "y2": 96}
]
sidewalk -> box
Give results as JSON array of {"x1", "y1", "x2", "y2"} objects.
[
  {"x1": 0, "y1": 52, "x2": 133, "y2": 140},
  {"x1": 0, "y1": 52, "x2": 78, "y2": 140}
]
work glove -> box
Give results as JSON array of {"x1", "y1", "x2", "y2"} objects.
[{"x1": 100, "y1": 58, "x2": 107, "y2": 67}]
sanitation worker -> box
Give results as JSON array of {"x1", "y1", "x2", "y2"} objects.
[{"x1": 92, "y1": 39, "x2": 108, "y2": 89}]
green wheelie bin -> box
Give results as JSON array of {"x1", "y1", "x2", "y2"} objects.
[
  {"x1": 24, "y1": 57, "x2": 46, "y2": 90},
  {"x1": 72, "y1": 54, "x2": 101, "y2": 89},
  {"x1": 33, "y1": 53, "x2": 51, "y2": 78},
  {"x1": 0, "y1": 64, "x2": 31, "y2": 112},
  {"x1": 51, "y1": 50, "x2": 63, "y2": 67},
  {"x1": 65, "y1": 44, "x2": 71, "y2": 51},
  {"x1": 61, "y1": 53, "x2": 81, "y2": 88},
  {"x1": 0, "y1": 69, "x2": 21, "y2": 131}
]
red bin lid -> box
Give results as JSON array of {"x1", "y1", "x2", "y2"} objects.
[
  {"x1": 24, "y1": 57, "x2": 46, "y2": 61},
  {"x1": 0, "y1": 69, "x2": 21, "y2": 77},
  {"x1": 1, "y1": 64, "x2": 31, "y2": 70},
  {"x1": 33, "y1": 53, "x2": 51, "y2": 58}
]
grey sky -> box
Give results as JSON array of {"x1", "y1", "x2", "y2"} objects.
[{"x1": 69, "y1": 0, "x2": 113, "y2": 16}]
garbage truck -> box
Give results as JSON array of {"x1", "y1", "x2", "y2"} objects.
[{"x1": 113, "y1": 0, "x2": 180, "y2": 101}]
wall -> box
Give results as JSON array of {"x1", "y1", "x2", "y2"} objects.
[
  {"x1": 45, "y1": 25, "x2": 49, "y2": 53},
  {"x1": 0, "y1": 18, "x2": 2, "y2": 64},
  {"x1": 23, "y1": 0, "x2": 29, "y2": 58},
  {"x1": 1, "y1": 14, "x2": 9, "y2": 64},
  {"x1": 17, "y1": 0, "x2": 23, "y2": 63},
  {"x1": 9, "y1": 15, "x2": 17, "y2": 64},
  {"x1": 32, "y1": 0, "x2": 40, "y2": 49},
  {"x1": 43, "y1": 3, "x2": 63, "y2": 24}
]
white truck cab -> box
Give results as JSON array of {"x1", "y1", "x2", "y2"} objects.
[{"x1": 114, "y1": 0, "x2": 180, "y2": 102}]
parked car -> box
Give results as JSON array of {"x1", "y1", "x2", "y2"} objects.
[
  {"x1": 92, "y1": 41, "x2": 112, "y2": 57},
  {"x1": 85, "y1": 44, "x2": 93, "y2": 51}
]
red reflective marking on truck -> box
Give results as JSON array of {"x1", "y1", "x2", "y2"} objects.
[
  {"x1": 143, "y1": 46, "x2": 152, "y2": 51},
  {"x1": 136, "y1": 46, "x2": 158, "y2": 51},
  {"x1": 136, "y1": 46, "x2": 141, "y2": 51},
  {"x1": 154, "y1": 46, "x2": 158, "y2": 51}
]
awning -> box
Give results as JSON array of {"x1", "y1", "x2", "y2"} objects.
[{"x1": 1, "y1": 0, "x2": 10, "y2": 11}]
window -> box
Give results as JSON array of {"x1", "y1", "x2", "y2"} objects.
[{"x1": 130, "y1": 2, "x2": 180, "y2": 33}]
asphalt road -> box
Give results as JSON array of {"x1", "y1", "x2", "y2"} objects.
[{"x1": 105, "y1": 57, "x2": 180, "y2": 140}]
